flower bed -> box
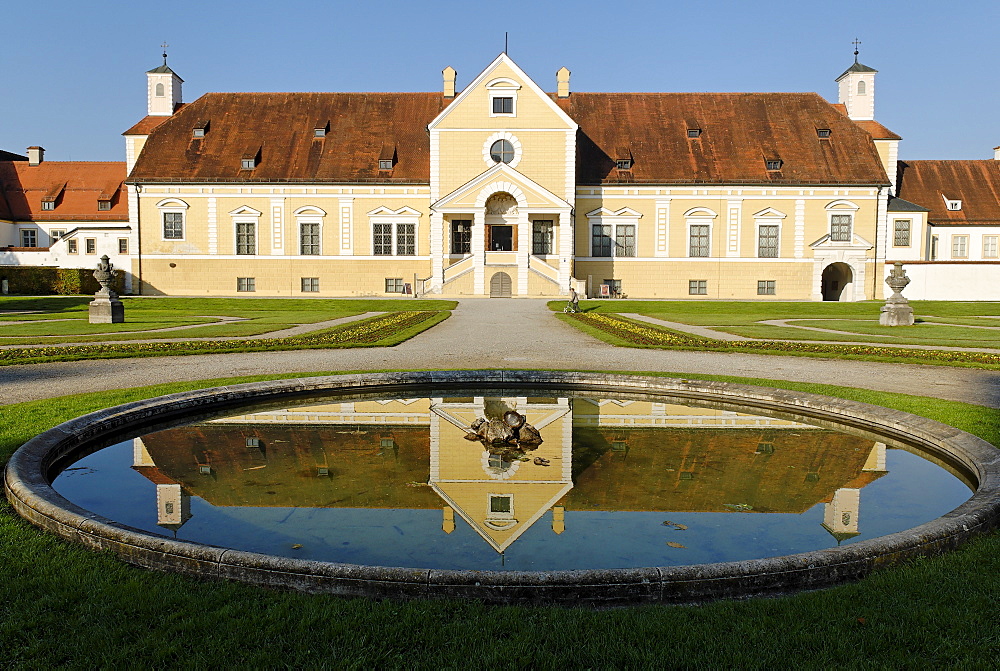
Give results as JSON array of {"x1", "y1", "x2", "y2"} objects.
[
  {"x1": 0, "y1": 311, "x2": 441, "y2": 365},
  {"x1": 571, "y1": 312, "x2": 1000, "y2": 366}
]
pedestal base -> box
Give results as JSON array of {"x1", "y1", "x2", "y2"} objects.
[
  {"x1": 89, "y1": 297, "x2": 125, "y2": 324},
  {"x1": 879, "y1": 303, "x2": 914, "y2": 326}
]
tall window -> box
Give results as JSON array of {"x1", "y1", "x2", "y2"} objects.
[
  {"x1": 830, "y1": 214, "x2": 852, "y2": 242},
  {"x1": 236, "y1": 222, "x2": 256, "y2": 255},
  {"x1": 300, "y1": 222, "x2": 320, "y2": 255},
  {"x1": 373, "y1": 223, "x2": 415, "y2": 255},
  {"x1": 984, "y1": 236, "x2": 998, "y2": 259},
  {"x1": 757, "y1": 225, "x2": 779, "y2": 258},
  {"x1": 689, "y1": 225, "x2": 710, "y2": 257},
  {"x1": 893, "y1": 220, "x2": 911, "y2": 247},
  {"x1": 592, "y1": 224, "x2": 612, "y2": 257},
  {"x1": 614, "y1": 224, "x2": 635, "y2": 257},
  {"x1": 67, "y1": 239, "x2": 78, "y2": 254},
  {"x1": 85, "y1": 238, "x2": 96, "y2": 254},
  {"x1": 20, "y1": 229, "x2": 37, "y2": 247},
  {"x1": 451, "y1": 220, "x2": 471, "y2": 254},
  {"x1": 952, "y1": 235, "x2": 968, "y2": 258},
  {"x1": 118, "y1": 238, "x2": 129, "y2": 254},
  {"x1": 532, "y1": 220, "x2": 553, "y2": 255},
  {"x1": 163, "y1": 212, "x2": 184, "y2": 239}
]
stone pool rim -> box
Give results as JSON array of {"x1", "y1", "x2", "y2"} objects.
[{"x1": 5, "y1": 370, "x2": 1000, "y2": 607}]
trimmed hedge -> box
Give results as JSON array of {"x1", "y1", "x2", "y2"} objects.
[{"x1": 0, "y1": 266, "x2": 125, "y2": 295}]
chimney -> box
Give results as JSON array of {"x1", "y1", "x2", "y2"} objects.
[
  {"x1": 442, "y1": 66, "x2": 456, "y2": 98},
  {"x1": 27, "y1": 146, "x2": 44, "y2": 166},
  {"x1": 556, "y1": 67, "x2": 571, "y2": 98},
  {"x1": 994, "y1": 145, "x2": 1000, "y2": 160}
]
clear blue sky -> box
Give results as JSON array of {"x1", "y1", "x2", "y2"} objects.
[{"x1": 3, "y1": 0, "x2": 997, "y2": 162}]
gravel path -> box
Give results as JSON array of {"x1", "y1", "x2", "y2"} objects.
[{"x1": 2, "y1": 298, "x2": 999, "y2": 409}]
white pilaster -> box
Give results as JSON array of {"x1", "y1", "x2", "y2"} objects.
[
  {"x1": 564, "y1": 130, "x2": 577, "y2": 206},
  {"x1": 655, "y1": 199, "x2": 671, "y2": 257},
  {"x1": 873, "y1": 187, "x2": 889, "y2": 299},
  {"x1": 430, "y1": 211, "x2": 444, "y2": 292},
  {"x1": 726, "y1": 199, "x2": 742, "y2": 257},
  {"x1": 270, "y1": 198, "x2": 284, "y2": 253},
  {"x1": 517, "y1": 212, "x2": 530, "y2": 295},
  {"x1": 207, "y1": 197, "x2": 218, "y2": 255},
  {"x1": 339, "y1": 198, "x2": 354, "y2": 254},
  {"x1": 558, "y1": 208, "x2": 573, "y2": 289},
  {"x1": 794, "y1": 199, "x2": 806, "y2": 259},
  {"x1": 472, "y1": 209, "x2": 486, "y2": 294},
  {"x1": 429, "y1": 130, "x2": 441, "y2": 202}
]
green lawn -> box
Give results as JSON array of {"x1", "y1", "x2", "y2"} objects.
[
  {"x1": 1, "y1": 372, "x2": 998, "y2": 667},
  {"x1": 551, "y1": 300, "x2": 1000, "y2": 366},
  {"x1": 0, "y1": 296, "x2": 457, "y2": 345}
]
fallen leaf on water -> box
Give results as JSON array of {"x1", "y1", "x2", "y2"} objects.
[
  {"x1": 291, "y1": 544, "x2": 303, "y2": 550},
  {"x1": 674, "y1": 524, "x2": 688, "y2": 530},
  {"x1": 662, "y1": 521, "x2": 675, "y2": 526},
  {"x1": 666, "y1": 542, "x2": 686, "y2": 549}
]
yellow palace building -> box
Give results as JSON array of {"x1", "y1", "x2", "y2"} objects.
[{"x1": 124, "y1": 53, "x2": 897, "y2": 300}]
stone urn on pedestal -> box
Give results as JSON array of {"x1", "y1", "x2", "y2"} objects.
[
  {"x1": 88, "y1": 255, "x2": 124, "y2": 324},
  {"x1": 879, "y1": 262, "x2": 914, "y2": 326}
]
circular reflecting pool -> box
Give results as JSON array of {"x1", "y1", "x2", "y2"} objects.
[{"x1": 51, "y1": 388, "x2": 972, "y2": 572}]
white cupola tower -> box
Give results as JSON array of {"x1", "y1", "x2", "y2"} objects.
[
  {"x1": 147, "y1": 47, "x2": 183, "y2": 116},
  {"x1": 836, "y1": 42, "x2": 877, "y2": 121}
]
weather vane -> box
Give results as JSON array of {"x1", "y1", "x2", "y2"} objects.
[
  {"x1": 161, "y1": 41, "x2": 169, "y2": 65},
  {"x1": 852, "y1": 38, "x2": 861, "y2": 63}
]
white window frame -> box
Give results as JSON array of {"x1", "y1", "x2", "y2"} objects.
[
  {"x1": 41, "y1": 201, "x2": 55, "y2": 211},
  {"x1": 157, "y1": 199, "x2": 189, "y2": 242},
  {"x1": 755, "y1": 220, "x2": 782, "y2": 258},
  {"x1": 687, "y1": 221, "x2": 712, "y2": 258},
  {"x1": 49, "y1": 229, "x2": 65, "y2": 243},
  {"x1": 368, "y1": 207, "x2": 420, "y2": 256},
  {"x1": 486, "y1": 78, "x2": 520, "y2": 118},
  {"x1": 952, "y1": 234, "x2": 969, "y2": 259},
  {"x1": 587, "y1": 208, "x2": 641, "y2": 258},
  {"x1": 825, "y1": 201, "x2": 859, "y2": 243},
  {"x1": 481, "y1": 131, "x2": 523, "y2": 168},
  {"x1": 532, "y1": 220, "x2": 555, "y2": 256},
  {"x1": 230, "y1": 206, "x2": 262, "y2": 256},
  {"x1": 298, "y1": 219, "x2": 322, "y2": 255},
  {"x1": 19, "y1": 228, "x2": 37, "y2": 247},
  {"x1": 893, "y1": 219, "x2": 912, "y2": 247},
  {"x1": 944, "y1": 197, "x2": 962, "y2": 211},
  {"x1": 984, "y1": 235, "x2": 998, "y2": 259}
]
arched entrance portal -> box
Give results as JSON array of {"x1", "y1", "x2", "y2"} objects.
[
  {"x1": 821, "y1": 263, "x2": 853, "y2": 301},
  {"x1": 489, "y1": 272, "x2": 512, "y2": 298}
]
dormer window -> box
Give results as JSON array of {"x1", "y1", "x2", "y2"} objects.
[
  {"x1": 817, "y1": 129, "x2": 832, "y2": 139},
  {"x1": 41, "y1": 201, "x2": 55, "y2": 211},
  {"x1": 314, "y1": 120, "x2": 330, "y2": 138},
  {"x1": 492, "y1": 97, "x2": 513, "y2": 114},
  {"x1": 378, "y1": 143, "x2": 397, "y2": 171},
  {"x1": 765, "y1": 159, "x2": 783, "y2": 171},
  {"x1": 192, "y1": 121, "x2": 209, "y2": 138},
  {"x1": 241, "y1": 146, "x2": 261, "y2": 171},
  {"x1": 616, "y1": 159, "x2": 633, "y2": 170},
  {"x1": 98, "y1": 200, "x2": 112, "y2": 211},
  {"x1": 486, "y1": 77, "x2": 520, "y2": 117},
  {"x1": 946, "y1": 199, "x2": 962, "y2": 211},
  {"x1": 687, "y1": 128, "x2": 702, "y2": 138}
]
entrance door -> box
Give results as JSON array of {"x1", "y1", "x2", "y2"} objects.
[
  {"x1": 490, "y1": 225, "x2": 514, "y2": 251},
  {"x1": 821, "y1": 263, "x2": 853, "y2": 301},
  {"x1": 489, "y1": 272, "x2": 512, "y2": 298}
]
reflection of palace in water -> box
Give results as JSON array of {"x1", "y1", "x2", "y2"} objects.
[{"x1": 133, "y1": 397, "x2": 887, "y2": 550}]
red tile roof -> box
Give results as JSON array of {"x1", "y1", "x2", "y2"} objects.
[
  {"x1": 852, "y1": 119, "x2": 901, "y2": 141},
  {"x1": 556, "y1": 93, "x2": 890, "y2": 185},
  {"x1": 0, "y1": 161, "x2": 128, "y2": 222},
  {"x1": 122, "y1": 114, "x2": 177, "y2": 136},
  {"x1": 128, "y1": 93, "x2": 451, "y2": 183},
  {"x1": 897, "y1": 160, "x2": 1000, "y2": 224},
  {"x1": 128, "y1": 90, "x2": 891, "y2": 187}
]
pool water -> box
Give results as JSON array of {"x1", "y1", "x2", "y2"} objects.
[{"x1": 53, "y1": 393, "x2": 972, "y2": 571}]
